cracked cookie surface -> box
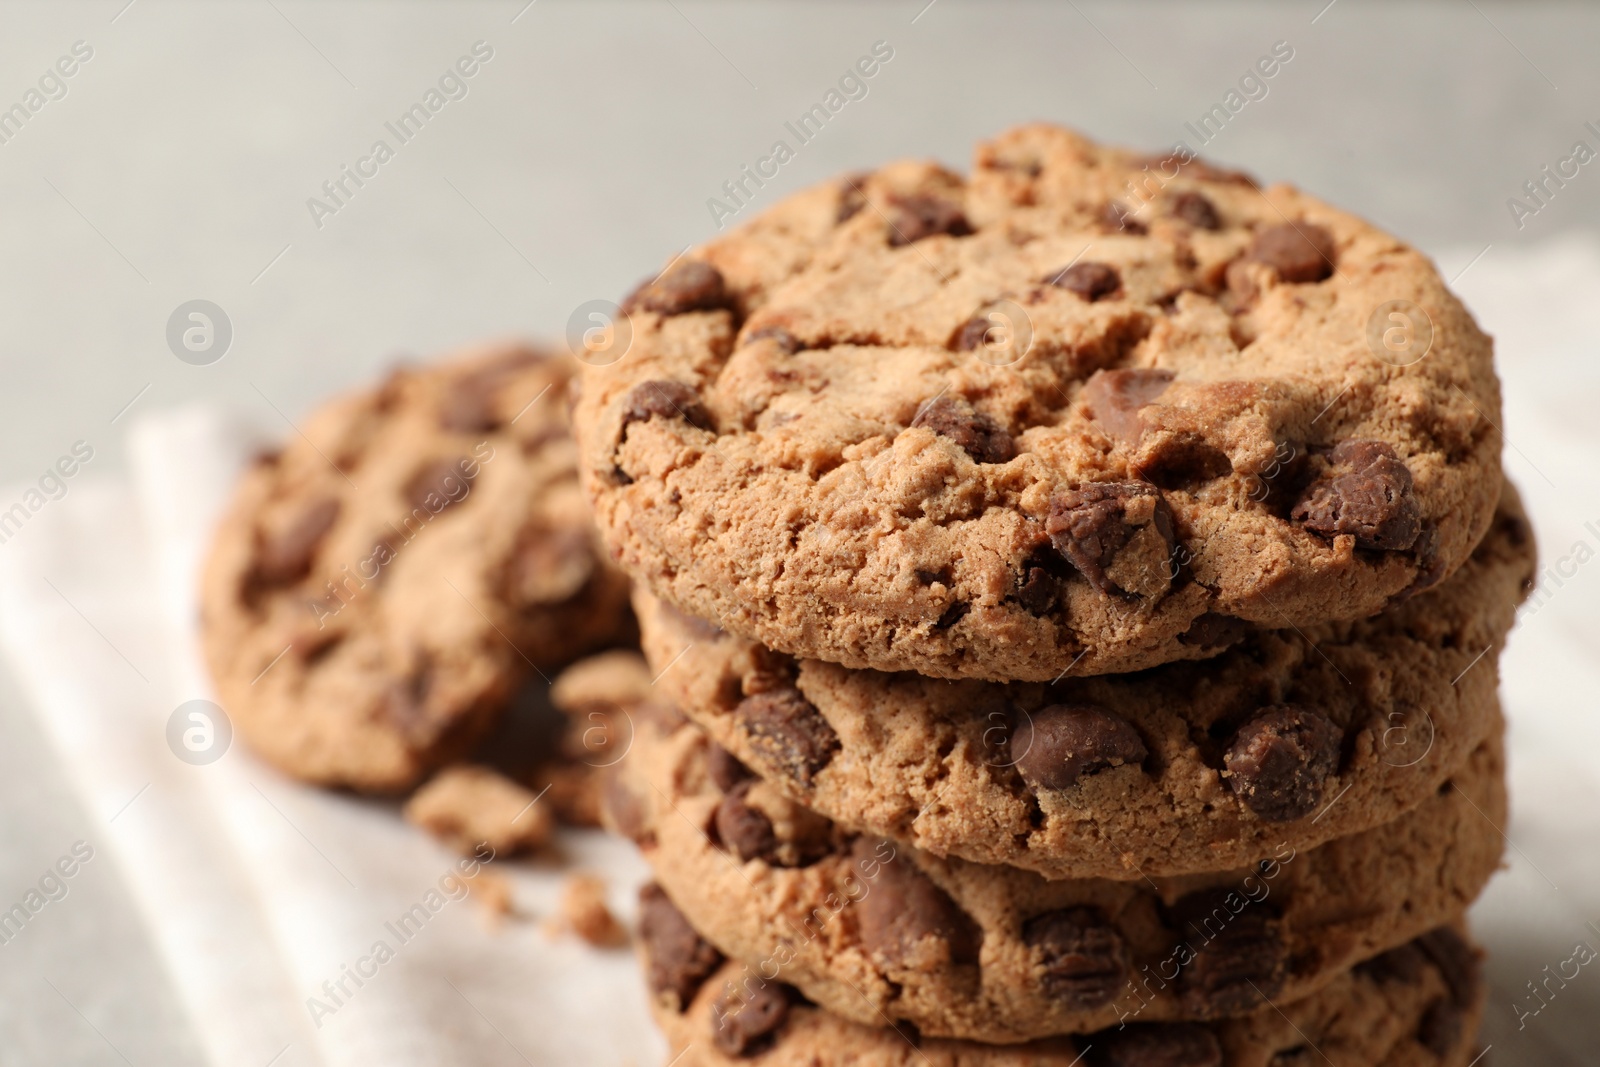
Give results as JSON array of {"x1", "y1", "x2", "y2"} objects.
[
  {"x1": 637, "y1": 483, "x2": 1531, "y2": 880},
  {"x1": 609, "y1": 702, "x2": 1502, "y2": 1043},
  {"x1": 201, "y1": 342, "x2": 632, "y2": 790},
  {"x1": 573, "y1": 124, "x2": 1503, "y2": 681}
]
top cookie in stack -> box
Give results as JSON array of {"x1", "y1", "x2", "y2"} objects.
[
  {"x1": 572, "y1": 123, "x2": 1501, "y2": 683},
  {"x1": 574, "y1": 124, "x2": 1517, "y2": 1065}
]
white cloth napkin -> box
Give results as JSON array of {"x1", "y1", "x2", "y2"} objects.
[
  {"x1": 0, "y1": 405, "x2": 662, "y2": 1067},
  {"x1": 2, "y1": 238, "x2": 1599, "y2": 1066}
]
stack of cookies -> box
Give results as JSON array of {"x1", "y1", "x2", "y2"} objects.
[{"x1": 576, "y1": 125, "x2": 1533, "y2": 1065}]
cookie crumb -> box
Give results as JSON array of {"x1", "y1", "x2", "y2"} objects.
[
  {"x1": 463, "y1": 868, "x2": 515, "y2": 921},
  {"x1": 404, "y1": 764, "x2": 555, "y2": 857},
  {"x1": 560, "y1": 872, "x2": 628, "y2": 947}
]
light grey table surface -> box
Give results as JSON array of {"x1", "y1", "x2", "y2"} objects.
[{"x1": 0, "y1": 2, "x2": 1596, "y2": 1063}]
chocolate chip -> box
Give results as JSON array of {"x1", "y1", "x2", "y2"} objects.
[
  {"x1": 913, "y1": 395, "x2": 1016, "y2": 463},
  {"x1": 714, "y1": 780, "x2": 780, "y2": 863},
  {"x1": 252, "y1": 497, "x2": 340, "y2": 587},
  {"x1": 1169, "y1": 191, "x2": 1221, "y2": 231},
  {"x1": 1354, "y1": 942, "x2": 1428, "y2": 986},
  {"x1": 1416, "y1": 926, "x2": 1480, "y2": 1005},
  {"x1": 1100, "y1": 200, "x2": 1147, "y2": 235},
  {"x1": 619, "y1": 380, "x2": 713, "y2": 438},
  {"x1": 1022, "y1": 907, "x2": 1129, "y2": 1008},
  {"x1": 837, "y1": 173, "x2": 870, "y2": 223},
  {"x1": 851, "y1": 837, "x2": 981, "y2": 967},
  {"x1": 733, "y1": 688, "x2": 838, "y2": 789},
  {"x1": 1172, "y1": 887, "x2": 1288, "y2": 1017},
  {"x1": 1223, "y1": 705, "x2": 1342, "y2": 822},
  {"x1": 1086, "y1": 1022, "x2": 1223, "y2": 1067},
  {"x1": 503, "y1": 525, "x2": 595, "y2": 607},
  {"x1": 1178, "y1": 612, "x2": 1249, "y2": 648},
  {"x1": 1291, "y1": 439, "x2": 1421, "y2": 551},
  {"x1": 1247, "y1": 223, "x2": 1336, "y2": 283},
  {"x1": 1418, "y1": 997, "x2": 1464, "y2": 1057},
  {"x1": 951, "y1": 315, "x2": 997, "y2": 352},
  {"x1": 1047, "y1": 482, "x2": 1175, "y2": 597},
  {"x1": 622, "y1": 261, "x2": 730, "y2": 315},
  {"x1": 1082, "y1": 368, "x2": 1174, "y2": 445},
  {"x1": 1047, "y1": 261, "x2": 1121, "y2": 301},
  {"x1": 403, "y1": 458, "x2": 475, "y2": 511},
  {"x1": 706, "y1": 743, "x2": 754, "y2": 792},
  {"x1": 638, "y1": 883, "x2": 724, "y2": 1011},
  {"x1": 885, "y1": 193, "x2": 973, "y2": 246},
  {"x1": 1016, "y1": 565, "x2": 1060, "y2": 615},
  {"x1": 711, "y1": 981, "x2": 790, "y2": 1057},
  {"x1": 437, "y1": 351, "x2": 541, "y2": 432},
  {"x1": 742, "y1": 324, "x2": 803, "y2": 354},
  {"x1": 1012, "y1": 704, "x2": 1147, "y2": 790}
]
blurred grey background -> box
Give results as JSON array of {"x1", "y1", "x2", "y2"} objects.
[{"x1": 0, "y1": 1, "x2": 1596, "y2": 1062}]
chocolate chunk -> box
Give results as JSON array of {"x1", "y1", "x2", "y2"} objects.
[
  {"x1": 1178, "y1": 612, "x2": 1249, "y2": 648},
  {"x1": 714, "y1": 780, "x2": 780, "y2": 863},
  {"x1": 622, "y1": 260, "x2": 730, "y2": 316},
  {"x1": 742, "y1": 324, "x2": 803, "y2": 354},
  {"x1": 503, "y1": 525, "x2": 594, "y2": 607},
  {"x1": 619, "y1": 380, "x2": 713, "y2": 437},
  {"x1": 1416, "y1": 926, "x2": 1480, "y2": 1005},
  {"x1": 1266, "y1": 1049, "x2": 1314, "y2": 1067},
  {"x1": 851, "y1": 837, "x2": 980, "y2": 967},
  {"x1": 952, "y1": 315, "x2": 997, "y2": 352},
  {"x1": 1016, "y1": 565, "x2": 1060, "y2": 615},
  {"x1": 1083, "y1": 368, "x2": 1175, "y2": 445},
  {"x1": 836, "y1": 173, "x2": 870, "y2": 223},
  {"x1": 1012, "y1": 704, "x2": 1147, "y2": 790},
  {"x1": 1169, "y1": 191, "x2": 1221, "y2": 230},
  {"x1": 1224, "y1": 705, "x2": 1342, "y2": 822},
  {"x1": 1291, "y1": 439, "x2": 1421, "y2": 551},
  {"x1": 252, "y1": 497, "x2": 340, "y2": 587},
  {"x1": 1048, "y1": 261, "x2": 1121, "y2": 301},
  {"x1": 437, "y1": 351, "x2": 541, "y2": 432},
  {"x1": 1086, "y1": 1022, "x2": 1223, "y2": 1067},
  {"x1": 638, "y1": 883, "x2": 724, "y2": 1011},
  {"x1": 914, "y1": 396, "x2": 1016, "y2": 463},
  {"x1": 733, "y1": 688, "x2": 839, "y2": 788},
  {"x1": 1022, "y1": 907, "x2": 1129, "y2": 1007},
  {"x1": 1247, "y1": 223, "x2": 1336, "y2": 283},
  {"x1": 403, "y1": 458, "x2": 475, "y2": 511},
  {"x1": 1354, "y1": 942, "x2": 1428, "y2": 986},
  {"x1": 885, "y1": 193, "x2": 973, "y2": 246},
  {"x1": 1100, "y1": 200, "x2": 1147, "y2": 235},
  {"x1": 711, "y1": 981, "x2": 790, "y2": 1057},
  {"x1": 706, "y1": 742, "x2": 754, "y2": 792},
  {"x1": 1418, "y1": 997, "x2": 1464, "y2": 1057},
  {"x1": 1047, "y1": 482, "x2": 1175, "y2": 597},
  {"x1": 1172, "y1": 887, "x2": 1288, "y2": 1016}
]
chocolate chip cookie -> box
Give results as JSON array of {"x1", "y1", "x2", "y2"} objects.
[
  {"x1": 572, "y1": 124, "x2": 1503, "y2": 681},
  {"x1": 607, "y1": 702, "x2": 1502, "y2": 1042},
  {"x1": 201, "y1": 342, "x2": 632, "y2": 790},
  {"x1": 636, "y1": 483, "x2": 1532, "y2": 880},
  {"x1": 642, "y1": 903, "x2": 1485, "y2": 1066}
]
